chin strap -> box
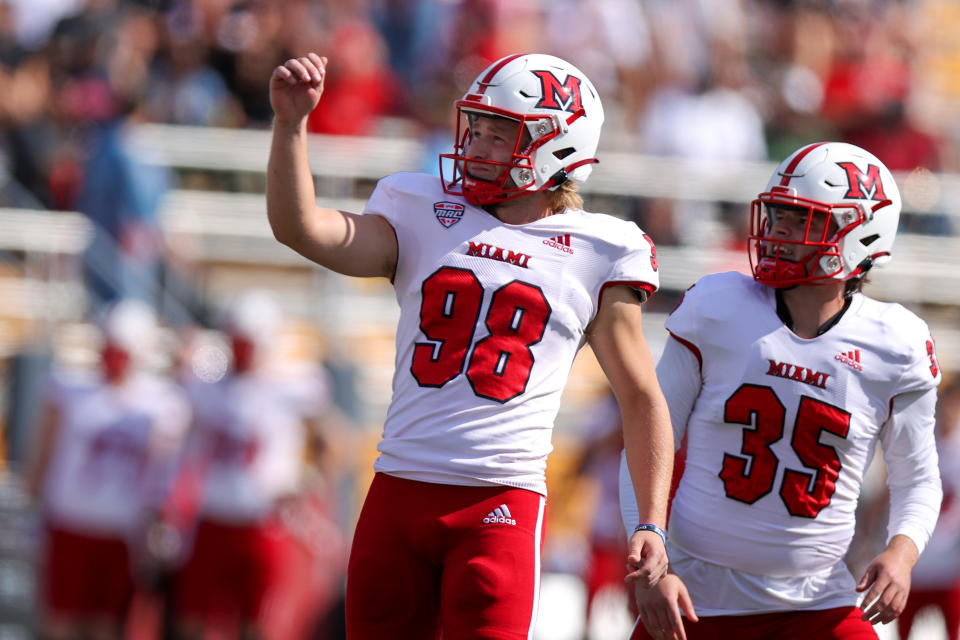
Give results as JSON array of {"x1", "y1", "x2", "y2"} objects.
[{"x1": 546, "y1": 157, "x2": 598, "y2": 189}]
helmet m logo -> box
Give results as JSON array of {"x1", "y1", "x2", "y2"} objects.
[
  {"x1": 837, "y1": 162, "x2": 888, "y2": 201},
  {"x1": 532, "y1": 70, "x2": 583, "y2": 113}
]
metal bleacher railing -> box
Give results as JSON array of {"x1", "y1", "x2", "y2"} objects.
[
  {"x1": 130, "y1": 124, "x2": 960, "y2": 361},
  {"x1": 131, "y1": 124, "x2": 960, "y2": 297},
  {"x1": 3, "y1": 123, "x2": 960, "y2": 367}
]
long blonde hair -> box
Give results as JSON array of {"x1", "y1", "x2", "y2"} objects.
[{"x1": 546, "y1": 181, "x2": 583, "y2": 213}]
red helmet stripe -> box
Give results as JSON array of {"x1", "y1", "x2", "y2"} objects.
[
  {"x1": 778, "y1": 142, "x2": 828, "y2": 187},
  {"x1": 475, "y1": 54, "x2": 526, "y2": 94}
]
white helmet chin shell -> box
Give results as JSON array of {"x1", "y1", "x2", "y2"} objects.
[
  {"x1": 749, "y1": 141, "x2": 901, "y2": 288},
  {"x1": 441, "y1": 53, "x2": 604, "y2": 205}
]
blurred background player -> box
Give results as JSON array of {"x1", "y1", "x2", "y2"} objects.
[
  {"x1": 170, "y1": 290, "x2": 345, "y2": 640},
  {"x1": 895, "y1": 378, "x2": 960, "y2": 640},
  {"x1": 266, "y1": 51, "x2": 674, "y2": 639},
  {"x1": 620, "y1": 142, "x2": 943, "y2": 640},
  {"x1": 570, "y1": 388, "x2": 636, "y2": 637},
  {"x1": 26, "y1": 299, "x2": 191, "y2": 640}
]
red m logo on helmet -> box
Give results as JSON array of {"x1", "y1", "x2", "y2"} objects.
[
  {"x1": 532, "y1": 70, "x2": 584, "y2": 113},
  {"x1": 837, "y1": 162, "x2": 888, "y2": 201}
]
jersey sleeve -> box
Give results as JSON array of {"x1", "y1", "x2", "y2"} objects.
[
  {"x1": 881, "y1": 386, "x2": 942, "y2": 554},
  {"x1": 362, "y1": 174, "x2": 401, "y2": 226},
  {"x1": 605, "y1": 220, "x2": 659, "y2": 299},
  {"x1": 655, "y1": 336, "x2": 702, "y2": 448},
  {"x1": 618, "y1": 449, "x2": 638, "y2": 540},
  {"x1": 663, "y1": 281, "x2": 702, "y2": 351},
  {"x1": 889, "y1": 307, "x2": 942, "y2": 397}
]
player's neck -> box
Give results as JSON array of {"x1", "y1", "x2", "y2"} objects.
[
  {"x1": 486, "y1": 192, "x2": 555, "y2": 225},
  {"x1": 777, "y1": 282, "x2": 848, "y2": 339}
]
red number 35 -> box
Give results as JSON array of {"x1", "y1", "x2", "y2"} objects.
[{"x1": 720, "y1": 384, "x2": 851, "y2": 518}]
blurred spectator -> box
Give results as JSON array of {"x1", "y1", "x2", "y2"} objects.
[
  {"x1": 205, "y1": 0, "x2": 288, "y2": 125},
  {"x1": 0, "y1": 48, "x2": 58, "y2": 208},
  {"x1": 4, "y1": 0, "x2": 84, "y2": 51},
  {"x1": 39, "y1": 3, "x2": 173, "y2": 307},
  {"x1": 542, "y1": 0, "x2": 654, "y2": 132},
  {"x1": 76, "y1": 103, "x2": 173, "y2": 306},
  {"x1": 897, "y1": 379, "x2": 960, "y2": 640},
  {"x1": 635, "y1": 23, "x2": 767, "y2": 248},
  {"x1": 26, "y1": 298, "x2": 191, "y2": 640},
  {"x1": 145, "y1": 9, "x2": 245, "y2": 127},
  {"x1": 169, "y1": 291, "x2": 347, "y2": 640},
  {"x1": 572, "y1": 389, "x2": 633, "y2": 639},
  {"x1": 820, "y1": 2, "x2": 947, "y2": 174},
  {"x1": 306, "y1": 18, "x2": 402, "y2": 135}
]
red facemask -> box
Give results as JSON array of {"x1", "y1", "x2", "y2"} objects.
[
  {"x1": 101, "y1": 343, "x2": 131, "y2": 383},
  {"x1": 231, "y1": 334, "x2": 257, "y2": 374}
]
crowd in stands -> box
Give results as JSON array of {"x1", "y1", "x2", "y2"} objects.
[
  {"x1": 0, "y1": 0, "x2": 957, "y2": 207},
  {"x1": 0, "y1": 0, "x2": 955, "y2": 318}
]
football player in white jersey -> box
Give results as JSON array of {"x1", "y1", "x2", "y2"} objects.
[
  {"x1": 619, "y1": 141, "x2": 943, "y2": 640},
  {"x1": 267, "y1": 52, "x2": 674, "y2": 638},
  {"x1": 27, "y1": 299, "x2": 191, "y2": 640},
  {"x1": 170, "y1": 291, "x2": 339, "y2": 639}
]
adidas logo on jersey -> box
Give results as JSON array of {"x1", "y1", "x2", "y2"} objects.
[
  {"x1": 835, "y1": 349, "x2": 863, "y2": 371},
  {"x1": 543, "y1": 234, "x2": 574, "y2": 254},
  {"x1": 482, "y1": 504, "x2": 516, "y2": 526}
]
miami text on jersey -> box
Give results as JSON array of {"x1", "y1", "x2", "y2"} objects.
[
  {"x1": 766, "y1": 359, "x2": 830, "y2": 389},
  {"x1": 466, "y1": 241, "x2": 531, "y2": 268}
]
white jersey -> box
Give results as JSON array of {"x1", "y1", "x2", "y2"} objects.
[
  {"x1": 186, "y1": 366, "x2": 329, "y2": 522},
  {"x1": 628, "y1": 271, "x2": 942, "y2": 614},
  {"x1": 364, "y1": 172, "x2": 658, "y2": 495},
  {"x1": 41, "y1": 370, "x2": 191, "y2": 535}
]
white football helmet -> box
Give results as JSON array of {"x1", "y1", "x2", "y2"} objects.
[
  {"x1": 100, "y1": 298, "x2": 158, "y2": 354},
  {"x1": 224, "y1": 290, "x2": 282, "y2": 350},
  {"x1": 440, "y1": 53, "x2": 604, "y2": 206},
  {"x1": 748, "y1": 141, "x2": 901, "y2": 288}
]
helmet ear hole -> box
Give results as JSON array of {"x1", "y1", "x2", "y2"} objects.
[
  {"x1": 553, "y1": 147, "x2": 575, "y2": 160},
  {"x1": 860, "y1": 233, "x2": 880, "y2": 247}
]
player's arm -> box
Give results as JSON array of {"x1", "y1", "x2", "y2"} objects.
[
  {"x1": 617, "y1": 336, "x2": 700, "y2": 533},
  {"x1": 858, "y1": 386, "x2": 942, "y2": 625},
  {"x1": 617, "y1": 332, "x2": 702, "y2": 638},
  {"x1": 26, "y1": 398, "x2": 61, "y2": 500},
  {"x1": 266, "y1": 53, "x2": 397, "y2": 279},
  {"x1": 587, "y1": 284, "x2": 673, "y2": 589}
]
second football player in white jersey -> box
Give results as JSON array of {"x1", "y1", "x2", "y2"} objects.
[{"x1": 620, "y1": 142, "x2": 943, "y2": 640}]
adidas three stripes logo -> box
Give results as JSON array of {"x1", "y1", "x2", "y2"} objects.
[{"x1": 482, "y1": 504, "x2": 517, "y2": 525}]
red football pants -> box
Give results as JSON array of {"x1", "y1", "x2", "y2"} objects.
[
  {"x1": 346, "y1": 473, "x2": 545, "y2": 640},
  {"x1": 630, "y1": 606, "x2": 878, "y2": 640},
  {"x1": 42, "y1": 524, "x2": 133, "y2": 620}
]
